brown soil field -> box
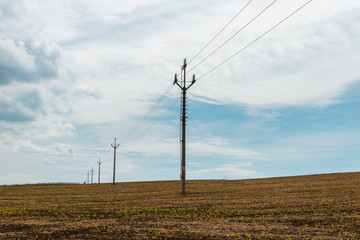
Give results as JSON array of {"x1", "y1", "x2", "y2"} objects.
[{"x1": 0, "y1": 172, "x2": 360, "y2": 239}]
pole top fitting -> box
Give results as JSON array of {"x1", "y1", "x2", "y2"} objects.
[
  {"x1": 182, "y1": 58, "x2": 187, "y2": 69},
  {"x1": 111, "y1": 138, "x2": 119, "y2": 148},
  {"x1": 173, "y1": 73, "x2": 178, "y2": 85}
]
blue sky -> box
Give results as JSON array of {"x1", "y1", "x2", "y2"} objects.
[{"x1": 0, "y1": 0, "x2": 359, "y2": 184}]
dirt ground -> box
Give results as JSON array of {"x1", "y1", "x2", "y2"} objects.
[{"x1": 0, "y1": 172, "x2": 359, "y2": 239}]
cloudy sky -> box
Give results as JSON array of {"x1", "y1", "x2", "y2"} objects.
[{"x1": 1, "y1": 0, "x2": 359, "y2": 185}]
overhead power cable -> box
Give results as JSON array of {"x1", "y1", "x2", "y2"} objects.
[
  {"x1": 117, "y1": 0, "x2": 271, "y2": 144},
  {"x1": 118, "y1": 0, "x2": 312, "y2": 145},
  {"x1": 127, "y1": 97, "x2": 181, "y2": 143},
  {"x1": 197, "y1": 0, "x2": 313, "y2": 81},
  {"x1": 119, "y1": 83, "x2": 174, "y2": 142},
  {"x1": 187, "y1": 0, "x2": 254, "y2": 65},
  {"x1": 188, "y1": 0, "x2": 277, "y2": 73}
]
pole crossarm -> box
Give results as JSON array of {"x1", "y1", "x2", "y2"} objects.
[{"x1": 174, "y1": 74, "x2": 196, "y2": 90}]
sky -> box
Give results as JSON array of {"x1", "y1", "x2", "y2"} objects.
[{"x1": 0, "y1": 0, "x2": 359, "y2": 185}]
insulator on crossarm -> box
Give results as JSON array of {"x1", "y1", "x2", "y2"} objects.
[{"x1": 173, "y1": 73, "x2": 178, "y2": 85}]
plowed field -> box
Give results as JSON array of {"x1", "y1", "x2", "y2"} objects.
[{"x1": 1, "y1": 172, "x2": 360, "y2": 239}]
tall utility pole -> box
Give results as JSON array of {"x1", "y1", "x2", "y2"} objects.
[
  {"x1": 87, "y1": 171, "x2": 90, "y2": 184},
  {"x1": 174, "y1": 58, "x2": 196, "y2": 194},
  {"x1": 90, "y1": 167, "x2": 94, "y2": 184},
  {"x1": 111, "y1": 138, "x2": 120, "y2": 185},
  {"x1": 97, "y1": 158, "x2": 103, "y2": 184}
]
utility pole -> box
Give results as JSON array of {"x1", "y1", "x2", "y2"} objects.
[
  {"x1": 90, "y1": 167, "x2": 94, "y2": 184},
  {"x1": 173, "y1": 58, "x2": 196, "y2": 194},
  {"x1": 111, "y1": 138, "x2": 120, "y2": 185},
  {"x1": 97, "y1": 158, "x2": 103, "y2": 184},
  {"x1": 87, "y1": 171, "x2": 90, "y2": 184}
]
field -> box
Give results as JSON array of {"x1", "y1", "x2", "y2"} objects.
[{"x1": 0, "y1": 172, "x2": 360, "y2": 239}]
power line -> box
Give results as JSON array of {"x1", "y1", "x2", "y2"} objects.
[
  {"x1": 118, "y1": 70, "x2": 182, "y2": 145},
  {"x1": 187, "y1": 0, "x2": 254, "y2": 65},
  {"x1": 119, "y1": 70, "x2": 182, "y2": 144},
  {"x1": 116, "y1": 1, "x2": 258, "y2": 144},
  {"x1": 197, "y1": 0, "x2": 313, "y2": 81},
  {"x1": 117, "y1": 0, "x2": 312, "y2": 146},
  {"x1": 119, "y1": 83, "x2": 174, "y2": 142},
  {"x1": 127, "y1": 97, "x2": 181, "y2": 143},
  {"x1": 188, "y1": 0, "x2": 277, "y2": 73}
]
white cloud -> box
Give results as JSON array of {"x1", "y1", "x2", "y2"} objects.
[
  {"x1": 123, "y1": 137, "x2": 178, "y2": 157},
  {"x1": 188, "y1": 137, "x2": 264, "y2": 160},
  {"x1": 48, "y1": 143, "x2": 74, "y2": 156},
  {"x1": 189, "y1": 162, "x2": 257, "y2": 179},
  {"x1": 105, "y1": 156, "x2": 138, "y2": 174},
  {"x1": 0, "y1": 38, "x2": 35, "y2": 72},
  {"x1": 121, "y1": 134, "x2": 264, "y2": 166},
  {"x1": 42, "y1": 158, "x2": 56, "y2": 166},
  {"x1": 0, "y1": 134, "x2": 74, "y2": 156},
  {"x1": 190, "y1": 2, "x2": 360, "y2": 108}
]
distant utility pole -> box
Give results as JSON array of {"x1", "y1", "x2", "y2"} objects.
[
  {"x1": 173, "y1": 58, "x2": 196, "y2": 194},
  {"x1": 87, "y1": 171, "x2": 90, "y2": 184},
  {"x1": 90, "y1": 167, "x2": 94, "y2": 184},
  {"x1": 97, "y1": 157, "x2": 103, "y2": 184},
  {"x1": 111, "y1": 138, "x2": 120, "y2": 185}
]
